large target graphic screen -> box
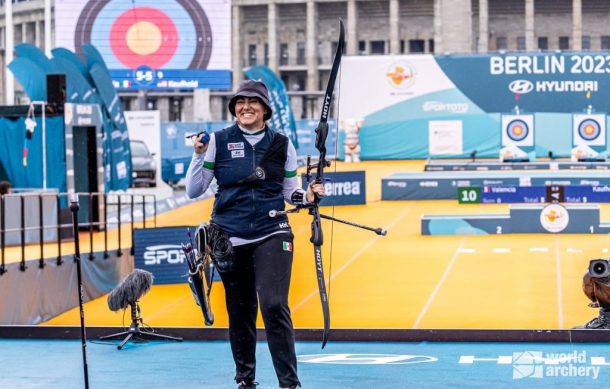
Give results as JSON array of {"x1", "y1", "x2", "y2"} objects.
[{"x1": 55, "y1": 0, "x2": 231, "y2": 90}]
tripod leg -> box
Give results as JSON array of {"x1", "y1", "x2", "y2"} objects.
[
  {"x1": 137, "y1": 330, "x2": 183, "y2": 342},
  {"x1": 117, "y1": 332, "x2": 134, "y2": 350},
  {"x1": 99, "y1": 330, "x2": 131, "y2": 341}
]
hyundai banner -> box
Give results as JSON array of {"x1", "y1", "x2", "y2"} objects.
[{"x1": 339, "y1": 53, "x2": 610, "y2": 159}]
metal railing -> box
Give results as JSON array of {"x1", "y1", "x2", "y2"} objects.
[{"x1": 0, "y1": 192, "x2": 157, "y2": 275}]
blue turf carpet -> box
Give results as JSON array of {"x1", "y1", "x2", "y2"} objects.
[{"x1": 2, "y1": 339, "x2": 610, "y2": 388}]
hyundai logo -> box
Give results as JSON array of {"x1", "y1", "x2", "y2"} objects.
[{"x1": 508, "y1": 80, "x2": 534, "y2": 94}]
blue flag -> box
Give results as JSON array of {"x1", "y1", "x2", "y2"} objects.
[{"x1": 244, "y1": 66, "x2": 298, "y2": 148}]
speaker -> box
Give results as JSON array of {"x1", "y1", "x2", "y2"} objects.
[{"x1": 46, "y1": 74, "x2": 66, "y2": 113}]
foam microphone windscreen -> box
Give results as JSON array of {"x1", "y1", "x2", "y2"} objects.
[{"x1": 107, "y1": 269, "x2": 154, "y2": 311}]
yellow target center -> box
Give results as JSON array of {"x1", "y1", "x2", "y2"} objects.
[
  {"x1": 126, "y1": 21, "x2": 162, "y2": 55},
  {"x1": 585, "y1": 125, "x2": 595, "y2": 134}
]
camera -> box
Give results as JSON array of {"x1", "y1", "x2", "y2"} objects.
[{"x1": 589, "y1": 259, "x2": 610, "y2": 278}]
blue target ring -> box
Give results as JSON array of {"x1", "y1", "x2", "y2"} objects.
[
  {"x1": 506, "y1": 119, "x2": 529, "y2": 142},
  {"x1": 578, "y1": 118, "x2": 601, "y2": 141}
]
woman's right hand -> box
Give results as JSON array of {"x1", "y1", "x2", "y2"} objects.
[{"x1": 195, "y1": 133, "x2": 209, "y2": 154}]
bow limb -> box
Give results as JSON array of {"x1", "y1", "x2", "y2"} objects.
[{"x1": 311, "y1": 18, "x2": 344, "y2": 348}]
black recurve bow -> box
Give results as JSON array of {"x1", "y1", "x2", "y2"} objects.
[
  {"x1": 269, "y1": 18, "x2": 385, "y2": 348},
  {"x1": 310, "y1": 18, "x2": 344, "y2": 349}
]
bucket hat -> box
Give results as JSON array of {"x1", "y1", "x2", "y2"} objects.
[{"x1": 228, "y1": 80, "x2": 273, "y2": 121}]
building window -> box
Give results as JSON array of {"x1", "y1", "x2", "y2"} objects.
[
  {"x1": 280, "y1": 43, "x2": 289, "y2": 66},
  {"x1": 496, "y1": 37, "x2": 507, "y2": 50},
  {"x1": 428, "y1": 39, "x2": 434, "y2": 53},
  {"x1": 331, "y1": 41, "x2": 339, "y2": 59},
  {"x1": 370, "y1": 40, "x2": 385, "y2": 54},
  {"x1": 582, "y1": 35, "x2": 591, "y2": 50},
  {"x1": 120, "y1": 97, "x2": 131, "y2": 112},
  {"x1": 294, "y1": 75, "x2": 305, "y2": 92},
  {"x1": 146, "y1": 98, "x2": 157, "y2": 111},
  {"x1": 169, "y1": 97, "x2": 183, "y2": 122},
  {"x1": 559, "y1": 36, "x2": 569, "y2": 50},
  {"x1": 358, "y1": 40, "x2": 366, "y2": 55},
  {"x1": 316, "y1": 41, "x2": 324, "y2": 65},
  {"x1": 400, "y1": 40, "x2": 405, "y2": 54},
  {"x1": 296, "y1": 42, "x2": 305, "y2": 65},
  {"x1": 602, "y1": 36, "x2": 610, "y2": 50},
  {"x1": 409, "y1": 40, "x2": 425, "y2": 53},
  {"x1": 538, "y1": 37, "x2": 548, "y2": 50},
  {"x1": 264, "y1": 44, "x2": 269, "y2": 66},
  {"x1": 517, "y1": 36, "x2": 526, "y2": 51},
  {"x1": 248, "y1": 44, "x2": 257, "y2": 66}
]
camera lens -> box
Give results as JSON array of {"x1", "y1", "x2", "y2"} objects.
[{"x1": 593, "y1": 262, "x2": 607, "y2": 275}]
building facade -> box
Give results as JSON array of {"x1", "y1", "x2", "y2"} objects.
[{"x1": 1, "y1": 0, "x2": 610, "y2": 120}]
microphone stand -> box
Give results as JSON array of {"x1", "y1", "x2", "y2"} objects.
[{"x1": 70, "y1": 193, "x2": 90, "y2": 389}]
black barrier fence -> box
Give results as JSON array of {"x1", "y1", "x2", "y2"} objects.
[{"x1": 0, "y1": 192, "x2": 157, "y2": 275}]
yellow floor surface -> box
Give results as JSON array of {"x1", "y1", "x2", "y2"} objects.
[{"x1": 30, "y1": 160, "x2": 610, "y2": 330}]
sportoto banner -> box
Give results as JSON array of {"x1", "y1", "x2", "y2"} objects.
[
  {"x1": 339, "y1": 53, "x2": 610, "y2": 159},
  {"x1": 55, "y1": 0, "x2": 231, "y2": 91}
]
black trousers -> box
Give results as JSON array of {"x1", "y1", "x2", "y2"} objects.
[{"x1": 219, "y1": 233, "x2": 300, "y2": 388}]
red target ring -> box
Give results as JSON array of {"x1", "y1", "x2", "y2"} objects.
[{"x1": 109, "y1": 7, "x2": 178, "y2": 69}]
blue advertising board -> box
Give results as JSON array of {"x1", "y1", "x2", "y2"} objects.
[
  {"x1": 301, "y1": 171, "x2": 366, "y2": 206},
  {"x1": 109, "y1": 69, "x2": 231, "y2": 90},
  {"x1": 134, "y1": 226, "x2": 221, "y2": 285}
]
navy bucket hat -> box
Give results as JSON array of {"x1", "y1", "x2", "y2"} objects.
[{"x1": 228, "y1": 79, "x2": 273, "y2": 121}]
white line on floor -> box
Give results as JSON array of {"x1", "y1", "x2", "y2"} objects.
[
  {"x1": 567, "y1": 248, "x2": 583, "y2": 253},
  {"x1": 412, "y1": 238, "x2": 465, "y2": 329},
  {"x1": 555, "y1": 236, "x2": 564, "y2": 328},
  {"x1": 456, "y1": 248, "x2": 476, "y2": 253},
  {"x1": 493, "y1": 248, "x2": 511, "y2": 253},
  {"x1": 530, "y1": 247, "x2": 549, "y2": 252}
]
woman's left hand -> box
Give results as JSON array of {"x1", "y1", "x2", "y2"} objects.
[{"x1": 306, "y1": 181, "x2": 326, "y2": 203}]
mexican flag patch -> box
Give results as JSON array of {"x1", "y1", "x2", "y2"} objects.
[{"x1": 282, "y1": 242, "x2": 293, "y2": 252}]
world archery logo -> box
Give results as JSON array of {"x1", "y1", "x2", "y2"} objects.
[{"x1": 385, "y1": 62, "x2": 416, "y2": 90}]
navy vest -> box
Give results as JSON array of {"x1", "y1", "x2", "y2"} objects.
[{"x1": 211, "y1": 124, "x2": 291, "y2": 239}]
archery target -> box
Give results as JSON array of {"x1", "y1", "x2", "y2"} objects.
[
  {"x1": 501, "y1": 114, "x2": 534, "y2": 147},
  {"x1": 74, "y1": 0, "x2": 213, "y2": 70},
  {"x1": 573, "y1": 114, "x2": 606, "y2": 146}
]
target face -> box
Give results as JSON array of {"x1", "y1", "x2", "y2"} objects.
[
  {"x1": 74, "y1": 0, "x2": 213, "y2": 70},
  {"x1": 573, "y1": 114, "x2": 607, "y2": 146},
  {"x1": 501, "y1": 114, "x2": 534, "y2": 147},
  {"x1": 506, "y1": 119, "x2": 529, "y2": 142},
  {"x1": 577, "y1": 119, "x2": 601, "y2": 141}
]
